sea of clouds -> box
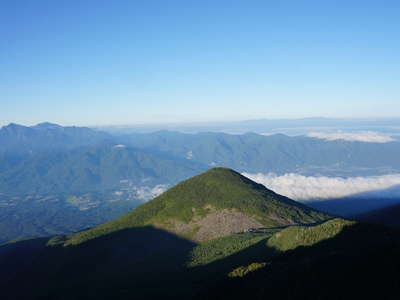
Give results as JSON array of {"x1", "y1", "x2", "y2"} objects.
[
  {"x1": 133, "y1": 173, "x2": 400, "y2": 203},
  {"x1": 307, "y1": 131, "x2": 395, "y2": 143},
  {"x1": 243, "y1": 172, "x2": 400, "y2": 202}
]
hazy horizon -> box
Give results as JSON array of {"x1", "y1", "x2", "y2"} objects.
[{"x1": 3, "y1": 115, "x2": 400, "y2": 128}]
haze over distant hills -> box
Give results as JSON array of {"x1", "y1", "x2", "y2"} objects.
[
  {"x1": 121, "y1": 130, "x2": 400, "y2": 177},
  {"x1": 1, "y1": 122, "x2": 400, "y2": 242},
  {"x1": 95, "y1": 117, "x2": 400, "y2": 135}
]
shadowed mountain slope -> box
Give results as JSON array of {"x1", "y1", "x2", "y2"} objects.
[
  {"x1": 199, "y1": 219, "x2": 400, "y2": 300},
  {"x1": 355, "y1": 203, "x2": 400, "y2": 227},
  {"x1": 0, "y1": 226, "x2": 197, "y2": 300},
  {"x1": 3, "y1": 218, "x2": 400, "y2": 300}
]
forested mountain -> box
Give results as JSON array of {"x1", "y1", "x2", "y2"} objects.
[{"x1": 65, "y1": 168, "x2": 328, "y2": 245}]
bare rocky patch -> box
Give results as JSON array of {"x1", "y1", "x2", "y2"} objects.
[
  {"x1": 268, "y1": 213, "x2": 296, "y2": 225},
  {"x1": 193, "y1": 210, "x2": 264, "y2": 242},
  {"x1": 158, "y1": 206, "x2": 264, "y2": 242},
  {"x1": 153, "y1": 205, "x2": 307, "y2": 242}
]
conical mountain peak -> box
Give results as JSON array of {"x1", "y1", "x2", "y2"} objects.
[
  {"x1": 66, "y1": 168, "x2": 329, "y2": 245},
  {"x1": 194, "y1": 167, "x2": 264, "y2": 188}
]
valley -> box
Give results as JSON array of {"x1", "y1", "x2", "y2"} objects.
[{"x1": 1, "y1": 123, "x2": 400, "y2": 242}]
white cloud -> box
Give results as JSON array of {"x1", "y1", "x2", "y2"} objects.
[
  {"x1": 113, "y1": 144, "x2": 126, "y2": 148},
  {"x1": 186, "y1": 151, "x2": 194, "y2": 160},
  {"x1": 242, "y1": 172, "x2": 400, "y2": 201},
  {"x1": 135, "y1": 184, "x2": 168, "y2": 202},
  {"x1": 307, "y1": 131, "x2": 395, "y2": 143}
]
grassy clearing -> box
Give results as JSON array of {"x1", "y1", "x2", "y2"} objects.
[
  {"x1": 267, "y1": 218, "x2": 354, "y2": 251},
  {"x1": 228, "y1": 262, "x2": 270, "y2": 278}
]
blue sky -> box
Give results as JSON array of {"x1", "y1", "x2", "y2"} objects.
[{"x1": 1, "y1": 0, "x2": 399, "y2": 126}]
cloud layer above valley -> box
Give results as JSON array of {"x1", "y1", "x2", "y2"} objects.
[
  {"x1": 243, "y1": 172, "x2": 400, "y2": 201},
  {"x1": 134, "y1": 184, "x2": 168, "y2": 202},
  {"x1": 307, "y1": 131, "x2": 395, "y2": 143}
]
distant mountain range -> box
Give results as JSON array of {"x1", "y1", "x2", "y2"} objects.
[
  {"x1": 1, "y1": 169, "x2": 400, "y2": 300},
  {"x1": 0, "y1": 122, "x2": 110, "y2": 154},
  {"x1": 121, "y1": 130, "x2": 400, "y2": 176},
  {"x1": 1, "y1": 122, "x2": 400, "y2": 242}
]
